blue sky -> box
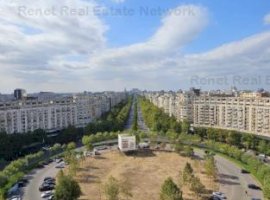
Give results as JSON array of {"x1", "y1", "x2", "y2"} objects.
[
  {"x1": 103, "y1": 0, "x2": 270, "y2": 51},
  {"x1": 0, "y1": 0, "x2": 270, "y2": 92}
]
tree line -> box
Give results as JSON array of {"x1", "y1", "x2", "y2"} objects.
[
  {"x1": 132, "y1": 99, "x2": 138, "y2": 131},
  {"x1": 85, "y1": 97, "x2": 132, "y2": 133},
  {"x1": 194, "y1": 127, "x2": 270, "y2": 155},
  {"x1": 139, "y1": 97, "x2": 182, "y2": 134}
]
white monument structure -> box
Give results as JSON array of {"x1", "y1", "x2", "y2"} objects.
[{"x1": 118, "y1": 134, "x2": 136, "y2": 152}]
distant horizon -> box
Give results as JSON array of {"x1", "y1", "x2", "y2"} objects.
[{"x1": 0, "y1": 86, "x2": 268, "y2": 95}]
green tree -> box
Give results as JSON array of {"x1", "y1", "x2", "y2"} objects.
[
  {"x1": 190, "y1": 176, "x2": 205, "y2": 198},
  {"x1": 204, "y1": 156, "x2": 217, "y2": 180},
  {"x1": 167, "y1": 131, "x2": 178, "y2": 144},
  {"x1": 67, "y1": 142, "x2": 76, "y2": 151},
  {"x1": 55, "y1": 171, "x2": 81, "y2": 200},
  {"x1": 183, "y1": 162, "x2": 193, "y2": 183},
  {"x1": 257, "y1": 140, "x2": 268, "y2": 154},
  {"x1": 182, "y1": 146, "x2": 194, "y2": 157},
  {"x1": 82, "y1": 136, "x2": 94, "y2": 151},
  {"x1": 226, "y1": 131, "x2": 240, "y2": 145},
  {"x1": 160, "y1": 177, "x2": 183, "y2": 200},
  {"x1": 174, "y1": 143, "x2": 184, "y2": 154},
  {"x1": 68, "y1": 153, "x2": 79, "y2": 176},
  {"x1": 241, "y1": 134, "x2": 255, "y2": 150},
  {"x1": 182, "y1": 120, "x2": 190, "y2": 134},
  {"x1": 104, "y1": 176, "x2": 120, "y2": 200}
]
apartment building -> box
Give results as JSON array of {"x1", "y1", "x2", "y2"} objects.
[
  {"x1": 193, "y1": 96, "x2": 270, "y2": 137},
  {"x1": 145, "y1": 89, "x2": 198, "y2": 122},
  {"x1": 0, "y1": 91, "x2": 126, "y2": 134},
  {"x1": 145, "y1": 90, "x2": 270, "y2": 137},
  {"x1": 0, "y1": 98, "x2": 77, "y2": 134}
]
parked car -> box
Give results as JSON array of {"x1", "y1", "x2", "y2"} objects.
[
  {"x1": 248, "y1": 184, "x2": 261, "y2": 190},
  {"x1": 39, "y1": 184, "x2": 55, "y2": 192},
  {"x1": 44, "y1": 177, "x2": 55, "y2": 182},
  {"x1": 17, "y1": 180, "x2": 26, "y2": 188},
  {"x1": 55, "y1": 158, "x2": 63, "y2": 163},
  {"x1": 41, "y1": 191, "x2": 53, "y2": 198},
  {"x1": 55, "y1": 162, "x2": 65, "y2": 168},
  {"x1": 212, "y1": 192, "x2": 226, "y2": 199}
]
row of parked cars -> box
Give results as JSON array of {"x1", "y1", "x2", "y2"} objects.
[{"x1": 39, "y1": 177, "x2": 55, "y2": 199}]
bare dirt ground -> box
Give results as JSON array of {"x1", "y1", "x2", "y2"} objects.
[{"x1": 76, "y1": 150, "x2": 217, "y2": 200}]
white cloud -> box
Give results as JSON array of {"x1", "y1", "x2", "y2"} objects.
[
  {"x1": 0, "y1": 2, "x2": 270, "y2": 92},
  {"x1": 89, "y1": 5, "x2": 208, "y2": 71},
  {"x1": 264, "y1": 13, "x2": 270, "y2": 25},
  {"x1": 0, "y1": 0, "x2": 108, "y2": 92}
]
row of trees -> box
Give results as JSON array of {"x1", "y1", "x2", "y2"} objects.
[
  {"x1": 160, "y1": 161, "x2": 212, "y2": 200},
  {"x1": 132, "y1": 100, "x2": 138, "y2": 131},
  {"x1": 139, "y1": 97, "x2": 182, "y2": 134},
  {"x1": 194, "y1": 127, "x2": 270, "y2": 155},
  {"x1": 0, "y1": 129, "x2": 47, "y2": 160},
  {"x1": 104, "y1": 176, "x2": 183, "y2": 200},
  {"x1": 82, "y1": 131, "x2": 119, "y2": 151},
  {"x1": 0, "y1": 143, "x2": 63, "y2": 199},
  {"x1": 0, "y1": 126, "x2": 84, "y2": 161},
  {"x1": 179, "y1": 163, "x2": 206, "y2": 199},
  {"x1": 85, "y1": 97, "x2": 132, "y2": 134}
]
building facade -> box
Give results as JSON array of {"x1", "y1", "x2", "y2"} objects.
[
  {"x1": 0, "y1": 92, "x2": 126, "y2": 134},
  {"x1": 193, "y1": 96, "x2": 270, "y2": 137},
  {"x1": 144, "y1": 90, "x2": 270, "y2": 137}
]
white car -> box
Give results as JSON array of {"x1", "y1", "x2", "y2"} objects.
[
  {"x1": 212, "y1": 192, "x2": 226, "y2": 199},
  {"x1": 55, "y1": 162, "x2": 65, "y2": 168},
  {"x1": 41, "y1": 191, "x2": 53, "y2": 198}
]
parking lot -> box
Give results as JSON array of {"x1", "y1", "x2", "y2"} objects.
[{"x1": 22, "y1": 161, "x2": 61, "y2": 200}]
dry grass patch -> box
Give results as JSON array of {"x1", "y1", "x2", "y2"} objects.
[{"x1": 76, "y1": 150, "x2": 218, "y2": 200}]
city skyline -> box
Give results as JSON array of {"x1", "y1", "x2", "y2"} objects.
[{"x1": 0, "y1": 0, "x2": 270, "y2": 92}]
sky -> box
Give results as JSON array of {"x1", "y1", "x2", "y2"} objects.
[{"x1": 0, "y1": 0, "x2": 270, "y2": 93}]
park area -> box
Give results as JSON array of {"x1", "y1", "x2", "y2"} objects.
[{"x1": 75, "y1": 150, "x2": 218, "y2": 200}]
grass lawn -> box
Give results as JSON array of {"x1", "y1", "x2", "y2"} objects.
[{"x1": 75, "y1": 150, "x2": 218, "y2": 200}]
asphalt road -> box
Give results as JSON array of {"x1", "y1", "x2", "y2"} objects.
[
  {"x1": 124, "y1": 96, "x2": 149, "y2": 132},
  {"x1": 22, "y1": 162, "x2": 60, "y2": 200},
  {"x1": 195, "y1": 149, "x2": 264, "y2": 200},
  {"x1": 124, "y1": 98, "x2": 135, "y2": 130}
]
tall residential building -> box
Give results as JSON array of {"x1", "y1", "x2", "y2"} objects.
[
  {"x1": 0, "y1": 91, "x2": 126, "y2": 134},
  {"x1": 193, "y1": 96, "x2": 270, "y2": 137},
  {"x1": 144, "y1": 89, "x2": 270, "y2": 137}
]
